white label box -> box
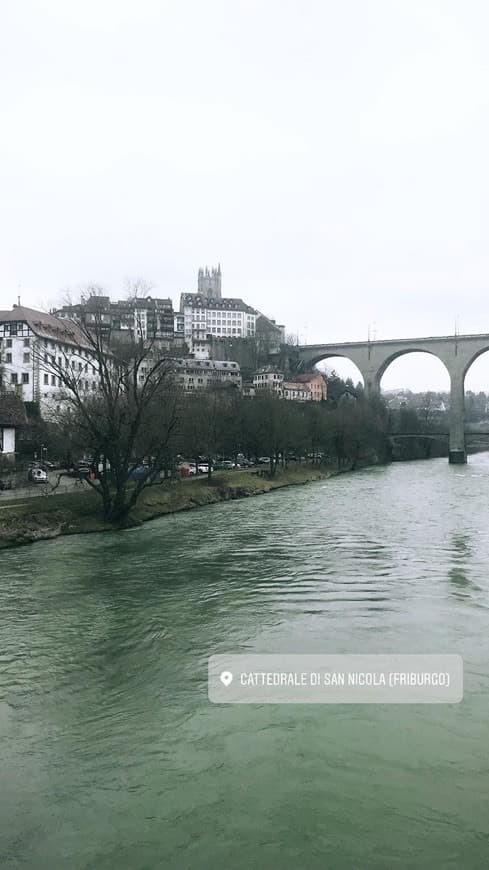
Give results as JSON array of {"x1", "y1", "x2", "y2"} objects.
[{"x1": 208, "y1": 654, "x2": 463, "y2": 704}]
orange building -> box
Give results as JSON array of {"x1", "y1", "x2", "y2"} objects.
[{"x1": 287, "y1": 372, "x2": 327, "y2": 402}]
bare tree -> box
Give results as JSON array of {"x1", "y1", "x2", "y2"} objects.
[{"x1": 35, "y1": 299, "x2": 181, "y2": 524}]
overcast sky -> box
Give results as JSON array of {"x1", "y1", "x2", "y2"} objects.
[{"x1": 2, "y1": 0, "x2": 489, "y2": 390}]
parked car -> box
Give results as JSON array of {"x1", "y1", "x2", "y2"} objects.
[
  {"x1": 197, "y1": 463, "x2": 213, "y2": 474},
  {"x1": 258, "y1": 456, "x2": 271, "y2": 465},
  {"x1": 66, "y1": 461, "x2": 92, "y2": 478},
  {"x1": 28, "y1": 467, "x2": 48, "y2": 483},
  {"x1": 177, "y1": 462, "x2": 197, "y2": 475}
]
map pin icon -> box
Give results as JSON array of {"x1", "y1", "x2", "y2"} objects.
[{"x1": 220, "y1": 671, "x2": 233, "y2": 687}]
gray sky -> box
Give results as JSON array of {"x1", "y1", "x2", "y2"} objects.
[{"x1": 2, "y1": 0, "x2": 489, "y2": 391}]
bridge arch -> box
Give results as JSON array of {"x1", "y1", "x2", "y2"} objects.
[
  {"x1": 463, "y1": 343, "x2": 489, "y2": 380},
  {"x1": 312, "y1": 354, "x2": 364, "y2": 388},
  {"x1": 376, "y1": 348, "x2": 451, "y2": 386},
  {"x1": 307, "y1": 352, "x2": 363, "y2": 372}
]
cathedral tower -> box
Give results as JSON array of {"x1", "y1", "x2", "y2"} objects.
[{"x1": 197, "y1": 264, "x2": 222, "y2": 299}]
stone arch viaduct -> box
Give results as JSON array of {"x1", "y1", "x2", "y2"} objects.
[{"x1": 298, "y1": 333, "x2": 489, "y2": 463}]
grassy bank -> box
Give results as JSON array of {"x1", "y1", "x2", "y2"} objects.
[{"x1": 0, "y1": 465, "x2": 338, "y2": 550}]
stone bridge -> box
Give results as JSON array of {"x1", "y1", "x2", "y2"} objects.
[{"x1": 298, "y1": 333, "x2": 489, "y2": 463}]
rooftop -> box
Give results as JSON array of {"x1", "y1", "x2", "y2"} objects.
[
  {"x1": 289, "y1": 372, "x2": 325, "y2": 384},
  {"x1": 0, "y1": 305, "x2": 91, "y2": 349},
  {"x1": 180, "y1": 293, "x2": 256, "y2": 314}
]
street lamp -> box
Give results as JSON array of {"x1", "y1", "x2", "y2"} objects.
[{"x1": 368, "y1": 322, "x2": 378, "y2": 342}]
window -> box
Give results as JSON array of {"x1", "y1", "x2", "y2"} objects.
[
  {"x1": 11, "y1": 373, "x2": 18, "y2": 384},
  {"x1": 51, "y1": 375, "x2": 56, "y2": 386},
  {"x1": 22, "y1": 372, "x2": 29, "y2": 384},
  {"x1": 6, "y1": 339, "x2": 12, "y2": 348},
  {"x1": 24, "y1": 338, "x2": 30, "y2": 347},
  {"x1": 6, "y1": 353, "x2": 12, "y2": 363},
  {"x1": 44, "y1": 374, "x2": 49, "y2": 385},
  {"x1": 23, "y1": 352, "x2": 30, "y2": 364}
]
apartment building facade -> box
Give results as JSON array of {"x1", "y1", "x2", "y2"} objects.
[
  {"x1": 180, "y1": 292, "x2": 257, "y2": 358},
  {"x1": 0, "y1": 305, "x2": 101, "y2": 416},
  {"x1": 55, "y1": 295, "x2": 175, "y2": 349},
  {"x1": 252, "y1": 367, "x2": 284, "y2": 394},
  {"x1": 172, "y1": 358, "x2": 242, "y2": 392}
]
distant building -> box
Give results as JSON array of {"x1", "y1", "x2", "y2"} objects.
[
  {"x1": 180, "y1": 268, "x2": 257, "y2": 357},
  {"x1": 242, "y1": 382, "x2": 256, "y2": 398},
  {"x1": 252, "y1": 368, "x2": 327, "y2": 401},
  {"x1": 171, "y1": 358, "x2": 242, "y2": 392},
  {"x1": 180, "y1": 266, "x2": 287, "y2": 360},
  {"x1": 287, "y1": 372, "x2": 327, "y2": 402},
  {"x1": 282, "y1": 380, "x2": 312, "y2": 401},
  {"x1": 255, "y1": 313, "x2": 286, "y2": 350},
  {"x1": 252, "y1": 366, "x2": 284, "y2": 394},
  {"x1": 55, "y1": 295, "x2": 175, "y2": 350},
  {"x1": 0, "y1": 392, "x2": 27, "y2": 461},
  {"x1": 174, "y1": 312, "x2": 185, "y2": 342}
]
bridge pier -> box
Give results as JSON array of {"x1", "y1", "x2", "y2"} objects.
[
  {"x1": 362, "y1": 370, "x2": 381, "y2": 400},
  {"x1": 449, "y1": 372, "x2": 467, "y2": 464}
]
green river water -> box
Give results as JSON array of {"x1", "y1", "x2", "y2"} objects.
[{"x1": 1, "y1": 455, "x2": 489, "y2": 869}]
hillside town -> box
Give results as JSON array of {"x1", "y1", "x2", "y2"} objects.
[{"x1": 0, "y1": 266, "x2": 329, "y2": 464}]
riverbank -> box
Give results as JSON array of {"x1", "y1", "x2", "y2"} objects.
[{"x1": 0, "y1": 465, "x2": 342, "y2": 550}]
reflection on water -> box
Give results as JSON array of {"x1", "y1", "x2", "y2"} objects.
[{"x1": 2, "y1": 455, "x2": 489, "y2": 868}]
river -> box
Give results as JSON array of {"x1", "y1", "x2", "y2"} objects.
[{"x1": 1, "y1": 455, "x2": 489, "y2": 869}]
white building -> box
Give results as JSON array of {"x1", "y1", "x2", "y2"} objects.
[
  {"x1": 172, "y1": 358, "x2": 242, "y2": 392},
  {"x1": 180, "y1": 292, "x2": 257, "y2": 358},
  {"x1": 174, "y1": 312, "x2": 185, "y2": 337},
  {"x1": 178, "y1": 265, "x2": 257, "y2": 357},
  {"x1": 0, "y1": 305, "x2": 101, "y2": 416},
  {"x1": 252, "y1": 367, "x2": 284, "y2": 394},
  {"x1": 282, "y1": 380, "x2": 312, "y2": 401}
]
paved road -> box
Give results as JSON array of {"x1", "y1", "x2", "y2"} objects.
[{"x1": 0, "y1": 473, "x2": 89, "y2": 502}]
